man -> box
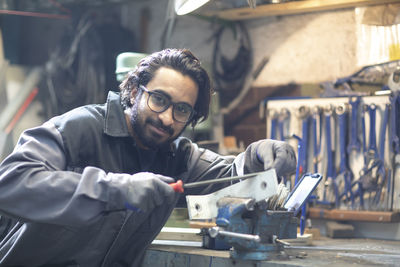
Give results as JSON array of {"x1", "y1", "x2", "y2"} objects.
[{"x1": 0, "y1": 48, "x2": 296, "y2": 266}]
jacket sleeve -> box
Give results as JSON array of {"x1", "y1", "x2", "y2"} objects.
[
  {"x1": 0, "y1": 122, "x2": 134, "y2": 227},
  {"x1": 181, "y1": 140, "x2": 265, "y2": 195}
]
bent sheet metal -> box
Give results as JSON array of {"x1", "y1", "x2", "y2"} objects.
[{"x1": 186, "y1": 169, "x2": 279, "y2": 220}]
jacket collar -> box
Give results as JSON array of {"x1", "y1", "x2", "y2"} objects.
[{"x1": 104, "y1": 91, "x2": 131, "y2": 137}]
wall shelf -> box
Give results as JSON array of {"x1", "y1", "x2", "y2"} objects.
[{"x1": 200, "y1": 0, "x2": 400, "y2": 20}]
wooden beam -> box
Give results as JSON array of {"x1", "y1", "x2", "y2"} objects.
[
  {"x1": 155, "y1": 227, "x2": 202, "y2": 242},
  {"x1": 201, "y1": 0, "x2": 400, "y2": 20},
  {"x1": 308, "y1": 208, "x2": 400, "y2": 222}
]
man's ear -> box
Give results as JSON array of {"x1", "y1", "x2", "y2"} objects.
[{"x1": 130, "y1": 87, "x2": 138, "y2": 105}]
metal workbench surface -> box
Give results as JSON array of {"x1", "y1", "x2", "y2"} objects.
[{"x1": 142, "y1": 237, "x2": 400, "y2": 266}]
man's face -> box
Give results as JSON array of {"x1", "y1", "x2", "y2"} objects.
[{"x1": 128, "y1": 67, "x2": 199, "y2": 149}]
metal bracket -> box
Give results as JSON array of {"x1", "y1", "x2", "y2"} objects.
[{"x1": 186, "y1": 169, "x2": 279, "y2": 220}]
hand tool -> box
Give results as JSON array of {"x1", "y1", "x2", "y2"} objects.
[
  {"x1": 310, "y1": 107, "x2": 325, "y2": 210},
  {"x1": 294, "y1": 106, "x2": 311, "y2": 236},
  {"x1": 379, "y1": 104, "x2": 390, "y2": 165},
  {"x1": 278, "y1": 108, "x2": 290, "y2": 141},
  {"x1": 294, "y1": 105, "x2": 310, "y2": 184},
  {"x1": 351, "y1": 104, "x2": 370, "y2": 209},
  {"x1": 269, "y1": 108, "x2": 279, "y2": 140},
  {"x1": 335, "y1": 103, "x2": 355, "y2": 208},
  {"x1": 347, "y1": 96, "x2": 365, "y2": 209},
  {"x1": 311, "y1": 107, "x2": 321, "y2": 173},
  {"x1": 390, "y1": 91, "x2": 400, "y2": 154},
  {"x1": 389, "y1": 92, "x2": 400, "y2": 210},
  {"x1": 368, "y1": 104, "x2": 377, "y2": 151},
  {"x1": 348, "y1": 97, "x2": 362, "y2": 152},
  {"x1": 277, "y1": 108, "x2": 290, "y2": 185},
  {"x1": 247, "y1": 0, "x2": 257, "y2": 8},
  {"x1": 169, "y1": 171, "x2": 264, "y2": 193},
  {"x1": 358, "y1": 103, "x2": 384, "y2": 209},
  {"x1": 324, "y1": 105, "x2": 339, "y2": 207},
  {"x1": 374, "y1": 103, "x2": 390, "y2": 209}
]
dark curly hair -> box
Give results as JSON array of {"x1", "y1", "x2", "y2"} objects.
[{"x1": 119, "y1": 48, "x2": 212, "y2": 127}]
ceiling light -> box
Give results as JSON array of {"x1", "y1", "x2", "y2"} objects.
[{"x1": 174, "y1": 0, "x2": 210, "y2": 15}]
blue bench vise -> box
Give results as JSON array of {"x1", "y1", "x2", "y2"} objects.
[{"x1": 208, "y1": 197, "x2": 298, "y2": 261}]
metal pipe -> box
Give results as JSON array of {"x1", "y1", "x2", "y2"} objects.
[
  {"x1": 0, "y1": 67, "x2": 42, "y2": 131},
  {"x1": 183, "y1": 172, "x2": 260, "y2": 189},
  {"x1": 0, "y1": 9, "x2": 70, "y2": 19},
  {"x1": 275, "y1": 238, "x2": 291, "y2": 246}
]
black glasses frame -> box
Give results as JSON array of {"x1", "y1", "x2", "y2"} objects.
[{"x1": 139, "y1": 85, "x2": 195, "y2": 123}]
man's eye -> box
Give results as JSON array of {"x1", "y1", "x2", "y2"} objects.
[
  {"x1": 152, "y1": 94, "x2": 167, "y2": 106},
  {"x1": 176, "y1": 104, "x2": 191, "y2": 114}
]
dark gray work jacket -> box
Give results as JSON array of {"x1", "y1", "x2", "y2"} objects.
[{"x1": 0, "y1": 91, "x2": 265, "y2": 267}]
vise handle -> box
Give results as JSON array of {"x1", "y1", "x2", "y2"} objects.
[{"x1": 208, "y1": 226, "x2": 261, "y2": 243}]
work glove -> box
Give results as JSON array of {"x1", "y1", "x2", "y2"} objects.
[
  {"x1": 256, "y1": 139, "x2": 297, "y2": 177},
  {"x1": 109, "y1": 172, "x2": 176, "y2": 213}
]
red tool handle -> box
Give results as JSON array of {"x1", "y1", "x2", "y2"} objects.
[{"x1": 169, "y1": 180, "x2": 184, "y2": 193}]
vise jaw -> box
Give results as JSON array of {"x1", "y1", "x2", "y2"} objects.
[{"x1": 209, "y1": 197, "x2": 298, "y2": 261}]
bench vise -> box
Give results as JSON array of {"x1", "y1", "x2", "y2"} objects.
[{"x1": 208, "y1": 197, "x2": 298, "y2": 261}]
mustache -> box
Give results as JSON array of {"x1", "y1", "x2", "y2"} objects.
[{"x1": 146, "y1": 118, "x2": 174, "y2": 135}]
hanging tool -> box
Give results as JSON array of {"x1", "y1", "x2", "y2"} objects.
[
  {"x1": 323, "y1": 105, "x2": 339, "y2": 207},
  {"x1": 311, "y1": 107, "x2": 321, "y2": 173},
  {"x1": 352, "y1": 104, "x2": 369, "y2": 209},
  {"x1": 389, "y1": 92, "x2": 400, "y2": 210},
  {"x1": 374, "y1": 104, "x2": 390, "y2": 209},
  {"x1": 310, "y1": 107, "x2": 323, "y2": 217},
  {"x1": 276, "y1": 108, "x2": 291, "y2": 185},
  {"x1": 278, "y1": 108, "x2": 290, "y2": 141},
  {"x1": 347, "y1": 96, "x2": 364, "y2": 209},
  {"x1": 347, "y1": 97, "x2": 362, "y2": 152},
  {"x1": 269, "y1": 108, "x2": 279, "y2": 140},
  {"x1": 335, "y1": 103, "x2": 355, "y2": 208},
  {"x1": 294, "y1": 106, "x2": 310, "y2": 183},
  {"x1": 247, "y1": 0, "x2": 257, "y2": 8},
  {"x1": 268, "y1": 107, "x2": 289, "y2": 141},
  {"x1": 358, "y1": 103, "x2": 383, "y2": 209},
  {"x1": 390, "y1": 92, "x2": 400, "y2": 155},
  {"x1": 294, "y1": 106, "x2": 311, "y2": 235}
]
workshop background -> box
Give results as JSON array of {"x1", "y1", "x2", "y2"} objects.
[{"x1": 1, "y1": 0, "x2": 400, "y2": 265}]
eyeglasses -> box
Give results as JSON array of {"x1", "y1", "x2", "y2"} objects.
[{"x1": 139, "y1": 85, "x2": 195, "y2": 123}]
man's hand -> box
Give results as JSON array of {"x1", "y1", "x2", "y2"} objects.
[
  {"x1": 112, "y1": 172, "x2": 176, "y2": 212},
  {"x1": 256, "y1": 139, "x2": 297, "y2": 177}
]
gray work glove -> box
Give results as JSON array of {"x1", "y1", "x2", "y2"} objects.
[
  {"x1": 110, "y1": 172, "x2": 176, "y2": 213},
  {"x1": 256, "y1": 139, "x2": 297, "y2": 177}
]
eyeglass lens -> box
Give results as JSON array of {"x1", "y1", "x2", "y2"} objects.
[{"x1": 147, "y1": 92, "x2": 193, "y2": 123}]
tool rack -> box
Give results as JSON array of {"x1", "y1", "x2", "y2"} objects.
[{"x1": 263, "y1": 95, "x2": 399, "y2": 214}]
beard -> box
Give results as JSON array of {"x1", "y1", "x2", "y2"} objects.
[{"x1": 129, "y1": 102, "x2": 186, "y2": 150}]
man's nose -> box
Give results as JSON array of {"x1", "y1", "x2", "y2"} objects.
[{"x1": 158, "y1": 106, "x2": 174, "y2": 126}]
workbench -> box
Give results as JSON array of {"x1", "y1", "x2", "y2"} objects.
[{"x1": 142, "y1": 237, "x2": 400, "y2": 266}]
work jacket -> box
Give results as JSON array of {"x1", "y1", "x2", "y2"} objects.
[{"x1": 0, "y1": 91, "x2": 265, "y2": 267}]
